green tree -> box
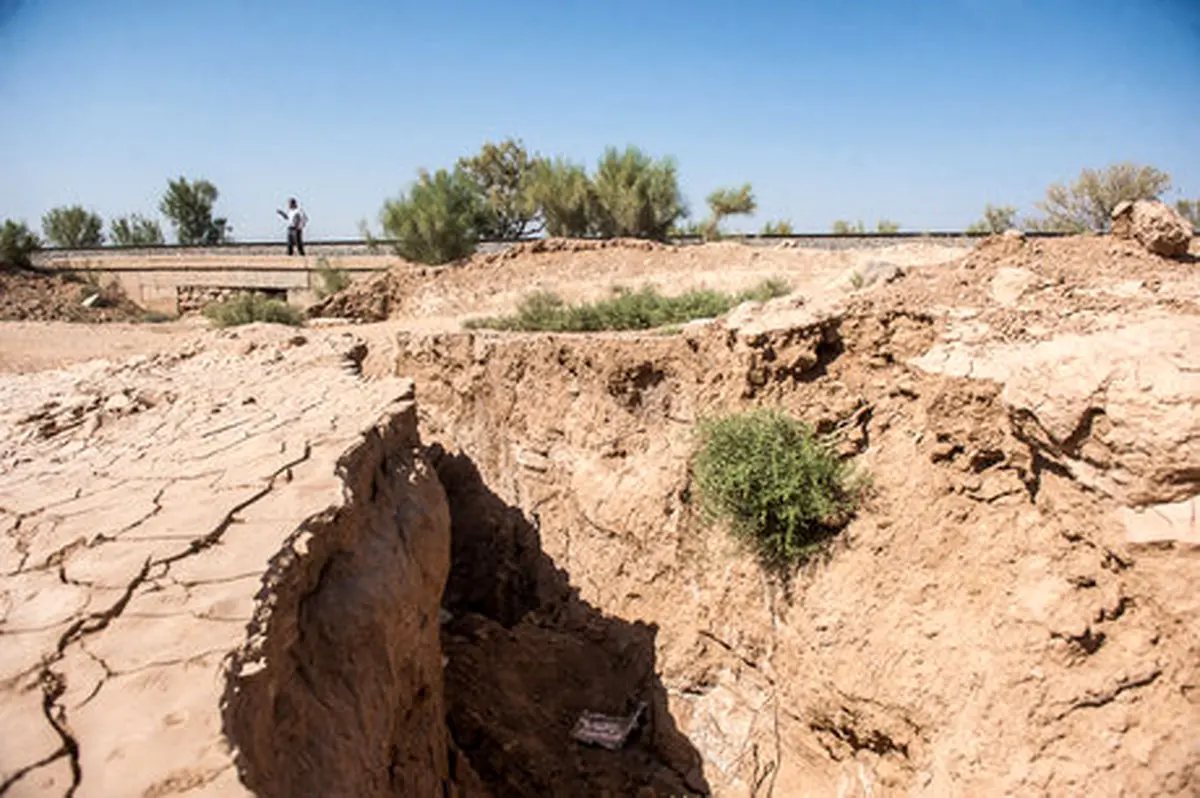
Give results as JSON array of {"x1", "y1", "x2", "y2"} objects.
[
  {"x1": 1, "y1": 219, "x2": 41, "y2": 270},
  {"x1": 966, "y1": 204, "x2": 1018, "y2": 235},
  {"x1": 1032, "y1": 162, "x2": 1171, "y2": 233},
  {"x1": 591, "y1": 146, "x2": 687, "y2": 240},
  {"x1": 831, "y1": 219, "x2": 866, "y2": 234},
  {"x1": 41, "y1": 205, "x2": 104, "y2": 247},
  {"x1": 760, "y1": 219, "x2": 794, "y2": 236},
  {"x1": 456, "y1": 138, "x2": 540, "y2": 240},
  {"x1": 527, "y1": 157, "x2": 597, "y2": 237},
  {"x1": 159, "y1": 177, "x2": 231, "y2": 244},
  {"x1": 110, "y1": 214, "x2": 165, "y2": 246},
  {"x1": 380, "y1": 168, "x2": 482, "y2": 265},
  {"x1": 702, "y1": 184, "x2": 756, "y2": 239},
  {"x1": 875, "y1": 219, "x2": 900, "y2": 233},
  {"x1": 1176, "y1": 199, "x2": 1199, "y2": 230}
]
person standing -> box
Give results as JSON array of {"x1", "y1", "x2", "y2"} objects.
[{"x1": 277, "y1": 198, "x2": 308, "y2": 256}]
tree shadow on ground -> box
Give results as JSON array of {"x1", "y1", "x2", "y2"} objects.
[{"x1": 431, "y1": 446, "x2": 712, "y2": 798}]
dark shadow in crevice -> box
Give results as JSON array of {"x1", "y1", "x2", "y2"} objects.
[
  {"x1": 796, "y1": 326, "x2": 846, "y2": 383},
  {"x1": 430, "y1": 446, "x2": 711, "y2": 798}
]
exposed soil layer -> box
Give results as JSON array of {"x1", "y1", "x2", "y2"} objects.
[
  {"x1": 388, "y1": 233, "x2": 1200, "y2": 796},
  {"x1": 0, "y1": 268, "x2": 145, "y2": 322}
]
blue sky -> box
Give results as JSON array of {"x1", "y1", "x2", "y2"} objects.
[{"x1": 1, "y1": 0, "x2": 1197, "y2": 240}]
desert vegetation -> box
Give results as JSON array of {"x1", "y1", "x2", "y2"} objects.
[
  {"x1": 691, "y1": 408, "x2": 864, "y2": 568},
  {"x1": 203, "y1": 292, "x2": 303, "y2": 327},
  {"x1": 110, "y1": 214, "x2": 165, "y2": 246},
  {"x1": 379, "y1": 140, "x2": 693, "y2": 264},
  {"x1": 160, "y1": 177, "x2": 232, "y2": 245},
  {"x1": 464, "y1": 277, "x2": 790, "y2": 332},
  {"x1": 832, "y1": 219, "x2": 901, "y2": 234},
  {"x1": 42, "y1": 205, "x2": 104, "y2": 247},
  {"x1": 1, "y1": 219, "x2": 41, "y2": 270}
]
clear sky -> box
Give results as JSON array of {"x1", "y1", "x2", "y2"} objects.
[{"x1": 1, "y1": 0, "x2": 1197, "y2": 241}]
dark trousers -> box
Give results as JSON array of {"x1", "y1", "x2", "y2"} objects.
[{"x1": 288, "y1": 227, "x2": 305, "y2": 256}]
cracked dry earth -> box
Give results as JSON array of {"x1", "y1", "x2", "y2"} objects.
[
  {"x1": 0, "y1": 234, "x2": 1198, "y2": 798},
  {"x1": 0, "y1": 328, "x2": 440, "y2": 797}
]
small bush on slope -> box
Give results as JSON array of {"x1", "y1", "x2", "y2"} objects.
[
  {"x1": 692, "y1": 408, "x2": 864, "y2": 568},
  {"x1": 203, "y1": 293, "x2": 303, "y2": 327},
  {"x1": 465, "y1": 278, "x2": 790, "y2": 332}
]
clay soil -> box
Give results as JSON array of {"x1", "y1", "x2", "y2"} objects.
[{"x1": 1, "y1": 235, "x2": 1198, "y2": 797}]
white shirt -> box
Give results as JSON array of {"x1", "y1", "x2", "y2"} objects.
[{"x1": 282, "y1": 207, "x2": 307, "y2": 230}]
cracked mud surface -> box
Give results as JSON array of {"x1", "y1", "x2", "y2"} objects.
[{"x1": 0, "y1": 326, "x2": 422, "y2": 797}]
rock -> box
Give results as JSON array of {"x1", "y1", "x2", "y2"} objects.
[{"x1": 1110, "y1": 199, "x2": 1193, "y2": 258}]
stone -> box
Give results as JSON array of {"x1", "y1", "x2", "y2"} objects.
[{"x1": 1110, "y1": 199, "x2": 1193, "y2": 258}]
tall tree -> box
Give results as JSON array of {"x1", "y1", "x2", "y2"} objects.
[
  {"x1": 591, "y1": 146, "x2": 687, "y2": 240},
  {"x1": 110, "y1": 214, "x2": 165, "y2": 246},
  {"x1": 456, "y1": 138, "x2": 540, "y2": 240},
  {"x1": 1032, "y1": 162, "x2": 1171, "y2": 232},
  {"x1": 159, "y1": 177, "x2": 231, "y2": 244},
  {"x1": 527, "y1": 157, "x2": 597, "y2": 238},
  {"x1": 41, "y1": 205, "x2": 104, "y2": 247}
]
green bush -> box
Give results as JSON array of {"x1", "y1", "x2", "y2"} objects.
[
  {"x1": 465, "y1": 278, "x2": 789, "y2": 332},
  {"x1": 1, "y1": 219, "x2": 42, "y2": 270},
  {"x1": 42, "y1": 205, "x2": 104, "y2": 247},
  {"x1": 692, "y1": 409, "x2": 863, "y2": 567},
  {"x1": 203, "y1": 293, "x2": 303, "y2": 327},
  {"x1": 381, "y1": 168, "x2": 482, "y2": 264},
  {"x1": 528, "y1": 157, "x2": 598, "y2": 237},
  {"x1": 110, "y1": 214, "x2": 165, "y2": 246},
  {"x1": 966, "y1": 204, "x2": 1018, "y2": 235},
  {"x1": 313, "y1": 256, "x2": 351, "y2": 298},
  {"x1": 160, "y1": 177, "x2": 231, "y2": 244},
  {"x1": 760, "y1": 219, "x2": 794, "y2": 236},
  {"x1": 1031, "y1": 162, "x2": 1171, "y2": 232},
  {"x1": 591, "y1": 146, "x2": 687, "y2": 240},
  {"x1": 457, "y1": 138, "x2": 540, "y2": 239}
]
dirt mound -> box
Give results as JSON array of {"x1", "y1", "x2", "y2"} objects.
[
  {"x1": 310, "y1": 237, "x2": 971, "y2": 326},
  {"x1": 1111, "y1": 199, "x2": 1194, "y2": 258},
  {"x1": 0, "y1": 268, "x2": 145, "y2": 322}
]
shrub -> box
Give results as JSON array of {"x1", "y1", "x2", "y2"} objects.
[
  {"x1": 875, "y1": 219, "x2": 900, "y2": 233},
  {"x1": 966, "y1": 204, "x2": 1018, "y2": 235},
  {"x1": 1031, "y1": 162, "x2": 1171, "y2": 232},
  {"x1": 1176, "y1": 199, "x2": 1199, "y2": 231},
  {"x1": 203, "y1": 293, "x2": 303, "y2": 327},
  {"x1": 465, "y1": 278, "x2": 789, "y2": 332},
  {"x1": 591, "y1": 146, "x2": 687, "y2": 240},
  {"x1": 527, "y1": 157, "x2": 598, "y2": 237},
  {"x1": 381, "y1": 168, "x2": 482, "y2": 264},
  {"x1": 313, "y1": 256, "x2": 351, "y2": 298},
  {"x1": 110, "y1": 214, "x2": 165, "y2": 246},
  {"x1": 703, "y1": 184, "x2": 756, "y2": 238},
  {"x1": 692, "y1": 409, "x2": 863, "y2": 568},
  {"x1": 42, "y1": 206, "x2": 104, "y2": 247},
  {"x1": 160, "y1": 177, "x2": 231, "y2": 244},
  {"x1": 1, "y1": 219, "x2": 41, "y2": 270},
  {"x1": 831, "y1": 219, "x2": 866, "y2": 234},
  {"x1": 457, "y1": 138, "x2": 540, "y2": 239},
  {"x1": 761, "y1": 219, "x2": 794, "y2": 236}
]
